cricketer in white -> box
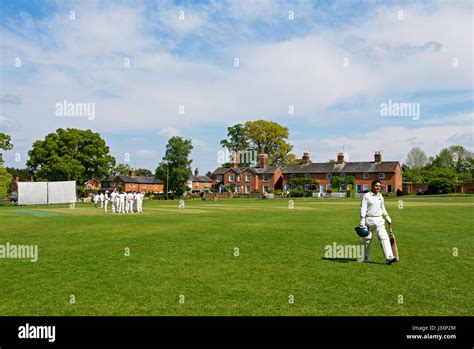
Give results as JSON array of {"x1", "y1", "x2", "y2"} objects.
[{"x1": 359, "y1": 180, "x2": 396, "y2": 264}]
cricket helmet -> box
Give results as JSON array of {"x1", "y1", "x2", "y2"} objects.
[{"x1": 355, "y1": 226, "x2": 370, "y2": 237}]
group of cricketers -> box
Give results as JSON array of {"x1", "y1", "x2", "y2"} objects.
[{"x1": 93, "y1": 189, "x2": 145, "y2": 213}]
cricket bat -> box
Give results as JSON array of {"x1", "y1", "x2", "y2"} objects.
[{"x1": 389, "y1": 228, "x2": 399, "y2": 261}]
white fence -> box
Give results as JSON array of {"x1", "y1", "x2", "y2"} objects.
[
  {"x1": 18, "y1": 181, "x2": 76, "y2": 205},
  {"x1": 312, "y1": 192, "x2": 347, "y2": 198}
]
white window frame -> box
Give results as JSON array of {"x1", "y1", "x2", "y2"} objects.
[
  {"x1": 245, "y1": 174, "x2": 251, "y2": 182},
  {"x1": 304, "y1": 173, "x2": 310, "y2": 179},
  {"x1": 379, "y1": 172, "x2": 386, "y2": 179},
  {"x1": 246, "y1": 185, "x2": 251, "y2": 193},
  {"x1": 363, "y1": 173, "x2": 369, "y2": 179},
  {"x1": 236, "y1": 186, "x2": 241, "y2": 193},
  {"x1": 326, "y1": 173, "x2": 332, "y2": 180},
  {"x1": 363, "y1": 184, "x2": 369, "y2": 191},
  {"x1": 340, "y1": 173, "x2": 346, "y2": 180},
  {"x1": 263, "y1": 185, "x2": 269, "y2": 193},
  {"x1": 236, "y1": 175, "x2": 241, "y2": 182},
  {"x1": 263, "y1": 174, "x2": 269, "y2": 182},
  {"x1": 130, "y1": 183, "x2": 136, "y2": 188},
  {"x1": 229, "y1": 174, "x2": 234, "y2": 182},
  {"x1": 216, "y1": 175, "x2": 223, "y2": 182},
  {"x1": 326, "y1": 184, "x2": 332, "y2": 190}
]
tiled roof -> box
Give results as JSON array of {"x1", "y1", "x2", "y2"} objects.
[
  {"x1": 190, "y1": 175, "x2": 212, "y2": 182},
  {"x1": 282, "y1": 161, "x2": 400, "y2": 174},
  {"x1": 211, "y1": 166, "x2": 279, "y2": 176},
  {"x1": 113, "y1": 175, "x2": 163, "y2": 184}
]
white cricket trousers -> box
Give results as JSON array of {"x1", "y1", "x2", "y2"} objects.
[
  {"x1": 119, "y1": 200, "x2": 125, "y2": 213},
  {"x1": 362, "y1": 216, "x2": 394, "y2": 262},
  {"x1": 104, "y1": 200, "x2": 109, "y2": 213},
  {"x1": 137, "y1": 200, "x2": 142, "y2": 213}
]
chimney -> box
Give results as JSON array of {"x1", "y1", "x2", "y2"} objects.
[
  {"x1": 302, "y1": 152, "x2": 310, "y2": 165},
  {"x1": 129, "y1": 168, "x2": 136, "y2": 176},
  {"x1": 259, "y1": 153, "x2": 268, "y2": 168},
  {"x1": 337, "y1": 152, "x2": 345, "y2": 164},
  {"x1": 194, "y1": 168, "x2": 199, "y2": 176},
  {"x1": 374, "y1": 151, "x2": 382, "y2": 163}
]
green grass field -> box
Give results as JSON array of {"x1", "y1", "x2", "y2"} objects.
[{"x1": 0, "y1": 197, "x2": 473, "y2": 316}]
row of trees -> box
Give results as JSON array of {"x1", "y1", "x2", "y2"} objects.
[
  {"x1": 1, "y1": 125, "x2": 473, "y2": 198},
  {"x1": 403, "y1": 146, "x2": 473, "y2": 193},
  {"x1": 0, "y1": 128, "x2": 195, "y2": 198}
]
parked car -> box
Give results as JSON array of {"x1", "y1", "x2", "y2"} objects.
[{"x1": 0, "y1": 196, "x2": 17, "y2": 203}]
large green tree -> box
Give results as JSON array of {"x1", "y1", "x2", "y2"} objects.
[
  {"x1": 0, "y1": 132, "x2": 14, "y2": 164},
  {"x1": 27, "y1": 128, "x2": 116, "y2": 183},
  {"x1": 155, "y1": 137, "x2": 193, "y2": 197},
  {"x1": 220, "y1": 120, "x2": 293, "y2": 166},
  {"x1": 136, "y1": 168, "x2": 153, "y2": 177},
  {"x1": 0, "y1": 133, "x2": 14, "y2": 196},
  {"x1": 0, "y1": 166, "x2": 12, "y2": 197},
  {"x1": 406, "y1": 147, "x2": 428, "y2": 169},
  {"x1": 112, "y1": 163, "x2": 132, "y2": 176}
]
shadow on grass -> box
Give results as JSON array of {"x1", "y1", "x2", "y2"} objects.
[{"x1": 321, "y1": 257, "x2": 386, "y2": 265}]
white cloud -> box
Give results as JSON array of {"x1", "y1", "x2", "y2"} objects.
[
  {"x1": 0, "y1": 0, "x2": 472, "y2": 170},
  {"x1": 135, "y1": 149, "x2": 156, "y2": 159},
  {"x1": 158, "y1": 127, "x2": 181, "y2": 139}
]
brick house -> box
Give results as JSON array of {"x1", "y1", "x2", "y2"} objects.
[
  {"x1": 85, "y1": 170, "x2": 164, "y2": 193},
  {"x1": 282, "y1": 151, "x2": 403, "y2": 194},
  {"x1": 187, "y1": 168, "x2": 212, "y2": 192},
  {"x1": 211, "y1": 153, "x2": 282, "y2": 193}
]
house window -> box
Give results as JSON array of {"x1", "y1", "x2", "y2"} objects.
[
  {"x1": 363, "y1": 184, "x2": 369, "y2": 191},
  {"x1": 263, "y1": 174, "x2": 269, "y2": 182},
  {"x1": 340, "y1": 173, "x2": 346, "y2": 180},
  {"x1": 216, "y1": 175, "x2": 223, "y2": 182},
  {"x1": 304, "y1": 173, "x2": 310, "y2": 179},
  {"x1": 326, "y1": 184, "x2": 332, "y2": 191},
  {"x1": 130, "y1": 183, "x2": 136, "y2": 188},
  {"x1": 141, "y1": 184, "x2": 147, "y2": 189},
  {"x1": 246, "y1": 185, "x2": 251, "y2": 193},
  {"x1": 381, "y1": 184, "x2": 386, "y2": 191},
  {"x1": 87, "y1": 185, "x2": 92, "y2": 189},
  {"x1": 363, "y1": 173, "x2": 369, "y2": 179},
  {"x1": 263, "y1": 186, "x2": 269, "y2": 193},
  {"x1": 326, "y1": 173, "x2": 332, "y2": 180},
  {"x1": 229, "y1": 174, "x2": 234, "y2": 182},
  {"x1": 290, "y1": 173, "x2": 296, "y2": 178},
  {"x1": 236, "y1": 186, "x2": 241, "y2": 193},
  {"x1": 154, "y1": 185, "x2": 158, "y2": 188},
  {"x1": 379, "y1": 172, "x2": 386, "y2": 179},
  {"x1": 341, "y1": 183, "x2": 347, "y2": 191},
  {"x1": 245, "y1": 175, "x2": 251, "y2": 182},
  {"x1": 237, "y1": 175, "x2": 241, "y2": 182}
]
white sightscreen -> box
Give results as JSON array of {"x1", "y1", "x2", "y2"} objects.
[
  {"x1": 47, "y1": 181, "x2": 77, "y2": 204},
  {"x1": 17, "y1": 182, "x2": 48, "y2": 205}
]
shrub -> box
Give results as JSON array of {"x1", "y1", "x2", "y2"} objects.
[
  {"x1": 289, "y1": 190, "x2": 304, "y2": 197},
  {"x1": 428, "y1": 178, "x2": 455, "y2": 194}
]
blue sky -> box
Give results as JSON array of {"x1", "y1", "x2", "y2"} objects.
[{"x1": 1, "y1": 0, "x2": 472, "y2": 175}]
